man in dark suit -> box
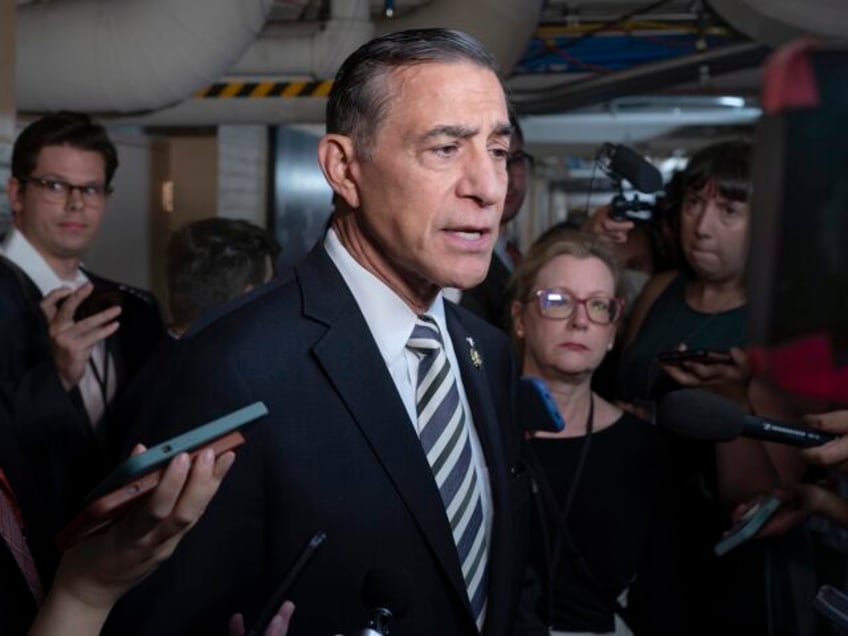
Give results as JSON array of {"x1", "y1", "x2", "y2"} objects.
[
  {"x1": 104, "y1": 28, "x2": 543, "y2": 636},
  {"x1": 460, "y1": 116, "x2": 533, "y2": 330},
  {"x1": 0, "y1": 112, "x2": 163, "y2": 533}
]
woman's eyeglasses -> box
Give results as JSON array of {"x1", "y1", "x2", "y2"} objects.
[{"x1": 530, "y1": 288, "x2": 622, "y2": 325}]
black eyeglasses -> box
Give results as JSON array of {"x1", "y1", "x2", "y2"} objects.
[
  {"x1": 507, "y1": 150, "x2": 535, "y2": 170},
  {"x1": 529, "y1": 288, "x2": 622, "y2": 325},
  {"x1": 19, "y1": 176, "x2": 112, "y2": 205}
]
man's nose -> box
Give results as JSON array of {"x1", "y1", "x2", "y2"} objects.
[
  {"x1": 65, "y1": 186, "x2": 85, "y2": 210},
  {"x1": 457, "y1": 148, "x2": 507, "y2": 207}
]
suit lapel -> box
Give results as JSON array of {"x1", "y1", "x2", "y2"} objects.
[{"x1": 295, "y1": 246, "x2": 474, "y2": 616}]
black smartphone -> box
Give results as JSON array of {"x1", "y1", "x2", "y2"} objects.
[
  {"x1": 245, "y1": 530, "x2": 327, "y2": 636},
  {"x1": 518, "y1": 376, "x2": 565, "y2": 433},
  {"x1": 714, "y1": 494, "x2": 781, "y2": 556},
  {"x1": 656, "y1": 348, "x2": 733, "y2": 365},
  {"x1": 75, "y1": 288, "x2": 124, "y2": 320}
]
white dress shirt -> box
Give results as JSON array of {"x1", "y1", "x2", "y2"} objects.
[
  {"x1": 1, "y1": 227, "x2": 116, "y2": 429},
  {"x1": 324, "y1": 228, "x2": 493, "y2": 542}
]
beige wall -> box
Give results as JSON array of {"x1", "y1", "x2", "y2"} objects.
[{"x1": 148, "y1": 134, "x2": 218, "y2": 311}]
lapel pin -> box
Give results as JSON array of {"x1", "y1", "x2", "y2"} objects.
[{"x1": 466, "y1": 337, "x2": 483, "y2": 369}]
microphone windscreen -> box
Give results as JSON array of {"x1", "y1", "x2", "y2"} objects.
[
  {"x1": 657, "y1": 389, "x2": 745, "y2": 441},
  {"x1": 361, "y1": 568, "x2": 412, "y2": 619},
  {"x1": 609, "y1": 144, "x2": 664, "y2": 193}
]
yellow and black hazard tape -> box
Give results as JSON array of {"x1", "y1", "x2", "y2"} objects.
[{"x1": 193, "y1": 80, "x2": 334, "y2": 99}]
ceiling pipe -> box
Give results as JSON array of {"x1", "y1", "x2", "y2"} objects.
[
  {"x1": 708, "y1": 0, "x2": 848, "y2": 48},
  {"x1": 512, "y1": 41, "x2": 771, "y2": 114},
  {"x1": 110, "y1": 0, "x2": 542, "y2": 126},
  {"x1": 16, "y1": 0, "x2": 272, "y2": 113},
  {"x1": 375, "y1": 0, "x2": 545, "y2": 75},
  {"x1": 229, "y1": 0, "x2": 374, "y2": 80}
]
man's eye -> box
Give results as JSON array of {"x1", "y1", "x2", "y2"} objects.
[
  {"x1": 434, "y1": 145, "x2": 458, "y2": 157},
  {"x1": 82, "y1": 185, "x2": 103, "y2": 197},
  {"x1": 491, "y1": 147, "x2": 509, "y2": 161},
  {"x1": 45, "y1": 179, "x2": 67, "y2": 194}
]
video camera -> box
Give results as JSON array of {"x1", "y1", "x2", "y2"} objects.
[{"x1": 596, "y1": 143, "x2": 664, "y2": 222}]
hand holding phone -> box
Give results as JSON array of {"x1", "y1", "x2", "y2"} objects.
[
  {"x1": 656, "y1": 348, "x2": 733, "y2": 365},
  {"x1": 714, "y1": 494, "x2": 782, "y2": 556},
  {"x1": 56, "y1": 401, "x2": 268, "y2": 550},
  {"x1": 244, "y1": 531, "x2": 326, "y2": 636}
]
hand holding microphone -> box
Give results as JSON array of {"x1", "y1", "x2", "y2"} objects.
[
  {"x1": 802, "y1": 410, "x2": 848, "y2": 470},
  {"x1": 657, "y1": 388, "x2": 838, "y2": 447}
]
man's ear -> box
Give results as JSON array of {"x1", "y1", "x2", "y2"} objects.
[
  {"x1": 317, "y1": 134, "x2": 360, "y2": 209},
  {"x1": 7, "y1": 176, "x2": 23, "y2": 217}
]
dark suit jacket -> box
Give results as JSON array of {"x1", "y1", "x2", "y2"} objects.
[
  {"x1": 461, "y1": 252, "x2": 512, "y2": 331},
  {"x1": 0, "y1": 256, "x2": 163, "y2": 533},
  {"x1": 104, "y1": 243, "x2": 537, "y2": 636}
]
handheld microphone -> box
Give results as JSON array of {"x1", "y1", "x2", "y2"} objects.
[
  {"x1": 357, "y1": 568, "x2": 412, "y2": 635},
  {"x1": 518, "y1": 376, "x2": 566, "y2": 433},
  {"x1": 600, "y1": 143, "x2": 664, "y2": 193},
  {"x1": 657, "y1": 389, "x2": 838, "y2": 447}
]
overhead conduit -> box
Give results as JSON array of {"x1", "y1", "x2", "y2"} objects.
[
  {"x1": 15, "y1": 0, "x2": 543, "y2": 124},
  {"x1": 16, "y1": 0, "x2": 274, "y2": 114}
]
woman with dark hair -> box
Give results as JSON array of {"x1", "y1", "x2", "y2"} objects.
[
  {"x1": 615, "y1": 140, "x2": 753, "y2": 408},
  {"x1": 592, "y1": 140, "x2": 811, "y2": 635},
  {"x1": 509, "y1": 230, "x2": 680, "y2": 635}
]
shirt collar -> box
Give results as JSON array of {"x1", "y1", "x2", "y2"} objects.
[
  {"x1": 324, "y1": 227, "x2": 448, "y2": 366},
  {"x1": 0, "y1": 227, "x2": 88, "y2": 295}
]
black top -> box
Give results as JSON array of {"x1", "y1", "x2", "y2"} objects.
[
  {"x1": 527, "y1": 412, "x2": 681, "y2": 634},
  {"x1": 616, "y1": 272, "x2": 747, "y2": 406}
]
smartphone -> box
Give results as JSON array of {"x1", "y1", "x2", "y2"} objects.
[
  {"x1": 656, "y1": 348, "x2": 733, "y2": 365},
  {"x1": 55, "y1": 401, "x2": 268, "y2": 549},
  {"x1": 814, "y1": 584, "x2": 848, "y2": 630},
  {"x1": 244, "y1": 530, "x2": 327, "y2": 636},
  {"x1": 714, "y1": 494, "x2": 782, "y2": 556},
  {"x1": 518, "y1": 376, "x2": 565, "y2": 433},
  {"x1": 55, "y1": 431, "x2": 246, "y2": 550},
  {"x1": 75, "y1": 288, "x2": 123, "y2": 320}
]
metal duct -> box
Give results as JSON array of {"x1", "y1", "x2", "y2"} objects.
[
  {"x1": 16, "y1": 0, "x2": 273, "y2": 113},
  {"x1": 230, "y1": 0, "x2": 374, "y2": 80},
  {"x1": 376, "y1": 0, "x2": 545, "y2": 74},
  {"x1": 110, "y1": 0, "x2": 543, "y2": 125},
  {"x1": 709, "y1": 0, "x2": 848, "y2": 47}
]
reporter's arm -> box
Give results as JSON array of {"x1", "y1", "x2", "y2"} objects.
[{"x1": 28, "y1": 447, "x2": 234, "y2": 636}]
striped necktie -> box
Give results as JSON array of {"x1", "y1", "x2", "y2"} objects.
[{"x1": 407, "y1": 314, "x2": 488, "y2": 629}]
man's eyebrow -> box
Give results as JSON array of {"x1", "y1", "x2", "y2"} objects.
[
  {"x1": 418, "y1": 121, "x2": 513, "y2": 143},
  {"x1": 418, "y1": 125, "x2": 480, "y2": 142}
]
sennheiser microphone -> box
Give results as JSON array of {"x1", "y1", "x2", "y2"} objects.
[
  {"x1": 356, "y1": 568, "x2": 412, "y2": 635},
  {"x1": 600, "y1": 143, "x2": 664, "y2": 193},
  {"x1": 658, "y1": 389, "x2": 838, "y2": 447}
]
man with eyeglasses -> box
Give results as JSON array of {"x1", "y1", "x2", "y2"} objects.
[
  {"x1": 0, "y1": 112, "x2": 164, "y2": 574},
  {"x1": 459, "y1": 114, "x2": 534, "y2": 330}
]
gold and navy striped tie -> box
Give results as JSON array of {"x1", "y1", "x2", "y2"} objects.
[{"x1": 407, "y1": 314, "x2": 488, "y2": 629}]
